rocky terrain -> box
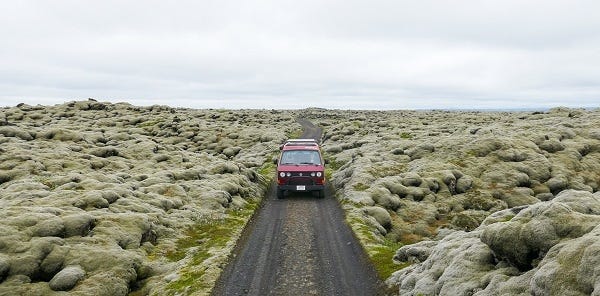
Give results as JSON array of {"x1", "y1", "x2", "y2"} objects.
[
  {"x1": 0, "y1": 100, "x2": 299, "y2": 295},
  {"x1": 1, "y1": 101, "x2": 599, "y2": 295},
  {"x1": 304, "y1": 107, "x2": 600, "y2": 295}
]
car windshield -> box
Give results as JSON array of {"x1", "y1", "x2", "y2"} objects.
[{"x1": 280, "y1": 150, "x2": 322, "y2": 165}]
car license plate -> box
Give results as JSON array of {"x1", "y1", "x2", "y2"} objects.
[{"x1": 296, "y1": 185, "x2": 306, "y2": 191}]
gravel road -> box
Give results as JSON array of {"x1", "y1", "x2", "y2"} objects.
[{"x1": 212, "y1": 120, "x2": 385, "y2": 296}]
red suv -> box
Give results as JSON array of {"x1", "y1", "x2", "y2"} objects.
[{"x1": 275, "y1": 139, "x2": 326, "y2": 199}]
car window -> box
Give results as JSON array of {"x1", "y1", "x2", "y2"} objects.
[{"x1": 281, "y1": 150, "x2": 321, "y2": 165}]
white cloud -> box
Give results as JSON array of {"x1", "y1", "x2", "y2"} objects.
[{"x1": 1, "y1": 0, "x2": 599, "y2": 109}]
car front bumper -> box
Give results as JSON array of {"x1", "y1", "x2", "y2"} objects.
[{"x1": 277, "y1": 184, "x2": 325, "y2": 192}]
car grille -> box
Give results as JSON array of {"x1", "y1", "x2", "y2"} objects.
[
  {"x1": 286, "y1": 177, "x2": 314, "y2": 185},
  {"x1": 289, "y1": 172, "x2": 314, "y2": 177}
]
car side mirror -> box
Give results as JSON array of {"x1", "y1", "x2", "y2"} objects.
[
  {"x1": 273, "y1": 158, "x2": 278, "y2": 164},
  {"x1": 324, "y1": 159, "x2": 329, "y2": 164}
]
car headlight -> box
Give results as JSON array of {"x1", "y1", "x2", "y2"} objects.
[
  {"x1": 279, "y1": 172, "x2": 286, "y2": 178},
  {"x1": 310, "y1": 172, "x2": 316, "y2": 177},
  {"x1": 286, "y1": 172, "x2": 291, "y2": 177},
  {"x1": 316, "y1": 172, "x2": 322, "y2": 177}
]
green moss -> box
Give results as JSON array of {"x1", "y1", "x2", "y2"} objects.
[
  {"x1": 137, "y1": 120, "x2": 162, "y2": 128},
  {"x1": 346, "y1": 214, "x2": 410, "y2": 280},
  {"x1": 325, "y1": 167, "x2": 334, "y2": 181},
  {"x1": 323, "y1": 138, "x2": 409, "y2": 281},
  {"x1": 449, "y1": 212, "x2": 481, "y2": 231},
  {"x1": 448, "y1": 158, "x2": 467, "y2": 168},
  {"x1": 347, "y1": 216, "x2": 377, "y2": 244},
  {"x1": 163, "y1": 217, "x2": 238, "y2": 262},
  {"x1": 166, "y1": 268, "x2": 208, "y2": 294},
  {"x1": 326, "y1": 157, "x2": 344, "y2": 171},
  {"x1": 128, "y1": 290, "x2": 147, "y2": 296},
  {"x1": 367, "y1": 163, "x2": 406, "y2": 178},
  {"x1": 555, "y1": 247, "x2": 585, "y2": 290},
  {"x1": 465, "y1": 150, "x2": 477, "y2": 157},
  {"x1": 370, "y1": 240, "x2": 410, "y2": 279},
  {"x1": 35, "y1": 177, "x2": 57, "y2": 190},
  {"x1": 353, "y1": 183, "x2": 370, "y2": 191},
  {"x1": 258, "y1": 160, "x2": 276, "y2": 179},
  {"x1": 157, "y1": 201, "x2": 259, "y2": 294},
  {"x1": 323, "y1": 154, "x2": 345, "y2": 181},
  {"x1": 400, "y1": 132, "x2": 413, "y2": 139},
  {"x1": 286, "y1": 128, "x2": 303, "y2": 139},
  {"x1": 463, "y1": 191, "x2": 499, "y2": 211}
]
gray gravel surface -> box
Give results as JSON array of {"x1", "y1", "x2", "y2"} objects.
[{"x1": 213, "y1": 120, "x2": 385, "y2": 296}]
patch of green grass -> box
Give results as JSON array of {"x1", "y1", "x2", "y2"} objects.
[
  {"x1": 166, "y1": 267, "x2": 209, "y2": 294},
  {"x1": 323, "y1": 154, "x2": 345, "y2": 181},
  {"x1": 326, "y1": 157, "x2": 344, "y2": 171},
  {"x1": 367, "y1": 163, "x2": 406, "y2": 178},
  {"x1": 347, "y1": 215, "x2": 410, "y2": 280},
  {"x1": 347, "y1": 215, "x2": 377, "y2": 244},
  {"x1": 163, "y1": 218, "x2": 230, "y2": 262},
  {"x1": 325, "y1": 159, "x2": 342, "y2": 180},
  {"x1": 370, "y1": 240, "x2": 410, "y2": 279},
  {"x1": 257, "y1": 159, "x2": 276, "y2": 179},
  {"x1": 325, "y1": 167, "x2": 334, "y2": 181},
  {"x1": 400, "y1": 132, "x2": 413, "y2": 139},
  {"x1": 159, "y1": 201, "x2": 259, "y2": 294}
]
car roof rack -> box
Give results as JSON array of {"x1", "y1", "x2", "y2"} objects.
[
  {"x1": 285, "y1": 139, "x2": 317, "y2": 143},
  {"x1": 280, "y1": 139, "x2": 319, "y2": 149}
]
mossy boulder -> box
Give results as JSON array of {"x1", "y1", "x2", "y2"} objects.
[
  {"x1": 363, "y1": 206, "x2": 392, "y2": 230},
  {"x1": 49, "y1": 265, "x2": 85, "y2": 291},
  {"x1": 481, "y1": 190, "x2": 600, "y2": 270},
  {"x1": 0, "y1": 126, "x2": 33, "y2": 141}
]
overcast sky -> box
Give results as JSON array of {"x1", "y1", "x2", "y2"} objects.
[{"x1": 1, "y1": 0, "x2": 599, "y2": 109}]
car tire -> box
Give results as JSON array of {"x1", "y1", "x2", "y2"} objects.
[
  {"x1": 317, "y1": 190, "x2": 325, "y2": 199},
  {"x1": 277, "y1": 189, "x2": 284, "y2": 199}
]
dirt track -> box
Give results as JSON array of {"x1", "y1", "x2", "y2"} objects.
[{"x1": 212, "y1": 120, "x2": 384, "y2": 296}]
